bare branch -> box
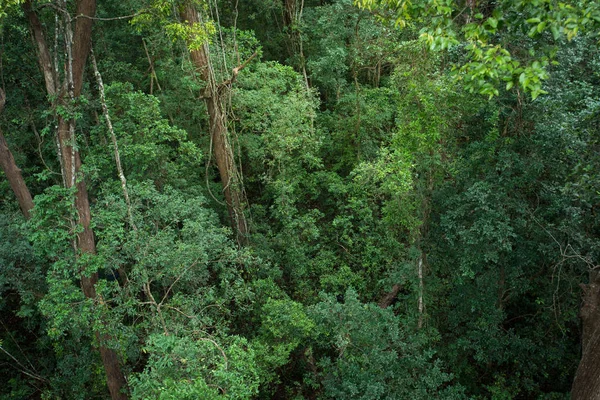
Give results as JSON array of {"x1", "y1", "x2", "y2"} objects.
[
  {"x1": 0, "y1": 346, "x2": 48, "y2": 383},
  {"x1": 72, "y1": 12, "x2": 141, "y2": 22},
  {"x1": 219, "y1": 51, "x2": 258, "y2": 87}
]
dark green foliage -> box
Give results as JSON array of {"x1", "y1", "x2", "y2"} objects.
[
  {"x1": 129, "y1": 334, "x2": 261, "y2": 399},
  {"x1": 424, "y1": 36, "x2": 600, "y2": 398},
  {"x1": 307, "y1": 289, "x2": 464, "y2": 400},
  {"x1": 1, "y1": 0, "x2": 599, "y2": 398},
  {"x1": 88, "y1": 82, "x2": 203, "y2": 186}
]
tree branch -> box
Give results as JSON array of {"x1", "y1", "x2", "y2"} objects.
[{"x1": 219, "y1": 51, "x2": 258, "y2": 87}]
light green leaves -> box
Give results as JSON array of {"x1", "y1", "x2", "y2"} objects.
[
  {"x1": 355, "y1": 0, "x2": 600, "y2": 98},
  {"x1": 164, "y1": 21, "x2": 216, "y2": 51},
  {"x1": 0, "y1": 0, "x2": 22, "y2": 22}
]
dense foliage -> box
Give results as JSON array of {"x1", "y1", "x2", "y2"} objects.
[{"x1": 0, "y1": 0, "x2": 599, "y2": 398}]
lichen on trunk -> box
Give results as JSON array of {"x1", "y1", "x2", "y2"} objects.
[{"x1": 181, "y1": 4, "x2": 249, "y2": 245}]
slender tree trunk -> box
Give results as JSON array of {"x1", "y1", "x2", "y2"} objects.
[
  {"x1": 282, "y1": 0, "x2": 309, "y2": 89},
  {"x1": 572, "y1": 270, "x2": 600, "y2": 399},
  {"x1": 414, "y1": 163, "x2": 435, "y2": 329},
  {"x1": 24, "y1": 0, "x2": 57, "y2": 97},
  {"x1": 181, "y1": 4, "x2": 248, "y2": 245},
  {"x1": 90, "y1": 49, "x2": 136, "y2": 231},
  {"x1": 0, "y1": 89, "x2": 34, "y2": 219},
  {"x1": 25, "y1": 1, "x2": 129, "y2": 398},
  {"x1": 282, "y1": 0, "x2": 296, "y2": 27},
  {"x1": 417, "y1": 254, "x2": 424, "y2": 328}
]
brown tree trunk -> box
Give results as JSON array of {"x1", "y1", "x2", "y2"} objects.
[
  {"x1": 0, "y1": 130, "x2": 34, "y2": 219},
  {"x1": 572, "y1": 271, "x2": 600, "y2": 399},
  {"x1": 25, "y1": 1, "x2": 129, "y2": 398},
  {"x1": 97, "y1": 340, "x2": 128, "y2": 400},
  {"x1": 378, "y1": 284, "x2": 401, "y2": 309},
  {"x1": 0, "y1": 89, "x2": 34, "y2": 219},
  {"x1": 282, "y1": 0, "x2": 296, "y2": 27},
  {"x1": 205, "y1": 85, "x2": 248, "y2": 245},
  {"x1": 181, "y1": 4, "x2": 248, "y2": 245},
  {"x1": 24, "y1": 0, "x2": 57, "y2": 97},
  {"x1": 281, "y1": 0, "x2": 309, "y2": 89}
]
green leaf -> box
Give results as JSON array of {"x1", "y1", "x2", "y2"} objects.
[{"x1": 537, "y1": 21, "x2": 547, "y2": 33}]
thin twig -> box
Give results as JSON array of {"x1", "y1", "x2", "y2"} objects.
[
  {"x1": 143, "y1": 281, "x2": 169, "y2": 335},
  {"x1": 0, "y1": 320, "x2": 36, "y2": 373},
  {"x1": 159, "y1": 260, "x2": 198, "y2": 305},
  {"x1": 197, "y1": 337, "x2": 228, "y2": 369},
  {"x1": 0, "y1": 346, "x2": 48, "y2": 383},
  {"x1": 142, "y1": 38, "x2": 162, "y2": 94}
]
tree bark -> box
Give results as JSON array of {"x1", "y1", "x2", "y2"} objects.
[
  {"x1": 572, "y1": 270, "x2": 600, "y2": 400},
  {"x1": 90, "y1": 49, "x2": 136, "y2": 231},
  {"x1": 281, "y1": 0, "x2": 309, "y2": 89},
  {"x1": 25, "y1": 1, "x2": 129, "y2": 398},
  {"x1": 417, "y1": 254, "x2": 424, "y2": 328},
  {"x1": 378, "y1": 284, "x2": 401, "y2": 309},
  {"x1": 24, "y1": 0, "x2": 57, "y2": 97},
  {"x1": 282, "y1": 0, "x2": 296, "y2": 27},
  {"x1": 0, "y1": 89, "x2": 34, "y2": 219},
  {"x1": 0, "y1": 130, "x2": 34, "y2": 219},
  {"x1": 181, "y1": 4, "x2": 248, "y2": 245},
  {"x1": 60, "y1": 1, "x2": 129, "y2": 398}
]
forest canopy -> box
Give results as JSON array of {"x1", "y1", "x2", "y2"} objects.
[{"x1": 0, "y1": 0, "x2": 599, "y2": 399}]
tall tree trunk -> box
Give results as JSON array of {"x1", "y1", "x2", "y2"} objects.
[
  {"x1": 181, "y1": 4, "x2": 248, "y2": 245},
  {"x1": 24, "y1": 0, "x2": 57, "y2": 97},
  {"x1": 91, "y1": 49, "x2": 136, "y2": 231},
  {"x1": 417, "y1": 254, "x2": 424, "y2": 328},
  {"x1": 281, "y1": 0, "x2": 309, "y2": 89},
  {"x1": 572, "y1": 270, "x2": 600, "y2": 399},
  {"x1": 25, "y1": 1, "x2": 129, "y2": 398},
  {"x1": 282, "y1": 0, "x2": 296, "y2": 27},
  {"x1": 0, "y1": 89, "x2": 34, "y2": 219}
]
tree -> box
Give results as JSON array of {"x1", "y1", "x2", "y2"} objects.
[
  {"x1": 355, "y1": 1, "x2": 600, "y2": 397},
  {"x1": 0, "y1": 88, "x2": 34, "y2": 219},
  {"x1": 1, "y1": 0, "x2": 599, "y2": 397},
  {"x1": 356, "y1": 0, "x2": 600, "y2": 98},
  {"x1": 180, "y1": 2, "x2": 249, "y2": 245},
  {"x1": 23, "y1": 1, "x2": 128, "y2": 398}
]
